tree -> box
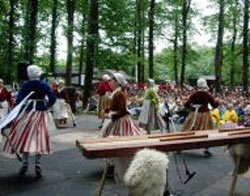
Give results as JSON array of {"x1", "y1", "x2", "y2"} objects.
[
  {"x1": 148, "y1": 0, "x2": 155, "y2": 79},
  {"x1": 180, "y1": 0, "x2": 191, "y2": 86},
  {"x1": 242, "y1": 0, "x2": 249, "y2": 94},
  {"x1": 49, "y1": 0, "x2": 59, "y2": 75},
  {"x1": 6, "y1": 0, "x2": 18, "y2": 83},
  {"x1": 136, "y1": 0, "x2": 143, "y2": 83},
  {"x1": 214, "y1": 0, "x2": 225, "y2": 93},
  {"x1": 65, "y1": 0, "x2": 75, "y2": 85},
  {"x1": 83, "y1": 0, "x2": 99, "y2": 109},
  {"x1": 227, "y1": 0, "x2": 241, "y2": 88},
  {"x1": 78, "y1": 0, "x2": 88, "y2": 86},
  {"x1": 24, "y1": 0, "x2": 38, "y2": 64}
]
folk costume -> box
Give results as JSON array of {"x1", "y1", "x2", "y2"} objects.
[
  {"x1": 53, "y1": 79, "x2": 69, "y2": 125},
  {"x1": 97, "y1": 74, "x2": 112, "y2": 118},
  {"x1": 182, "y1": 78, "x2": 219, "y2": 131},
  {"x1": 181, "y1": 78, "x2": 219, "y2": 157},
  {"x1": 97, "y1": 74, "x2": 112, "y2": 129},
  {"x1": 139, "y1": 79, "x2": 166, "y2": 134},
  {"x1": 101, "y1": 73, "x2": 142, "y2": 137},
  {"x1": 3, "y1": 65, "x2": 56, "y2": 177},
  {"x1": 101, "y1": 73, "x2": 143, "y2": 184},
  {"x1": 0, "y1": 79, "x2": 12, "y2": 120}
]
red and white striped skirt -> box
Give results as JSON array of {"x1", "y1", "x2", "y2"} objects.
[
  {"x1": 3, "y1": 110, "x2": 51, "y2": 154},
  {"x1": 101, "y1": 115, "x2": 142, "y2": 137}
]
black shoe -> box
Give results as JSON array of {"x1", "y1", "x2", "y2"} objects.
[
  {"x1": 204, "y1": 150, "x2": 212, "y2": 157},
  {"x1": 19, "y1": 166, "x2": 28, "y2": 177},
  {"x1": 98, "y1": 125, "x2": 103, "y2": 129},
  {"x1": 35, "y1": 166, "x2": 42, "y2": 178}
]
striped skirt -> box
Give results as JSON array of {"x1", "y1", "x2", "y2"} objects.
[
  {"x1": 101, "y1": 115, "x2": 142, "y2": 137},
  {"x1": 181, "y1": 111, "x2": 213, "y2": 131},
  {"x1": 3, "y1": 110, "x2": 51, "y2": 154}
]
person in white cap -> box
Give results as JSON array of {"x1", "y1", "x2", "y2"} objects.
[
  {"x1": 3, "y1": 65, "x2": 56, "y2": 178},
  {"x1": 101, "y1": 72, "x2": 143, "y2": 183},
  {"x1": 52, "y1": 79, "x2": 69, "y2": 126},
  {"x1": 97, "y1": 74, "x2": 112, "y2": 128},
  {"x1": 139, "y1": 78, "x2": 166, "y2": 134},
  {"x1": 0, "y1": 78, "x2": 12, "y2": 120},
  {"x1": 181, "y1": 78, "x2": 219, "y2": 157},
  {"x1": 101, "y1": 73, "x2": 142, "y2": 136}
]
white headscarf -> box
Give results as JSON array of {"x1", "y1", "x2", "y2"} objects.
[
  {"x1": 113, "y1": 73, "x2": 127, "y2": 87},
  {"x1": 27, "y1": 65, "x2": 43, "y2": 80},
  {"x1": 197, "y1": 78, "x2": 208, "y2": 90},
  {"x1": 148, "y1": 78, "x2": 155, "y2": 87},
  {"x1": 102, "y1": 74, "x2": 110, "y2": 81}
]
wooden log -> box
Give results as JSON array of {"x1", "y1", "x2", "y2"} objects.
[
  {"x1": 159, "y1": 134, "x2": 208, "y2": 142},
  {"x1": 219, "y1": 127, "x2": 250, "y2": 133},
  {"x1": 148, "y1": 131, "x2": 195, "y2": 139}
]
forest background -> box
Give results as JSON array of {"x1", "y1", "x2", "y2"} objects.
[{"x1": 0, "y1": 0, "x2": 248, "y2": 106}]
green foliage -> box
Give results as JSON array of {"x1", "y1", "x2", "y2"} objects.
[{"x1": 0, "y1": 0, "x2": 246, "y2": 88}]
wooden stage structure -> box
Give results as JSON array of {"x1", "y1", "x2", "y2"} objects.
[{"x1": 76, "y1": 127, "x2": 250, "y2": 196}]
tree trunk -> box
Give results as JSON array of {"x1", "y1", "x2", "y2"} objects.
[
  {"x1": 148, "y1": 0, "x2": 155, "y2": 79},
  {"x1": 242, "y1": 0, "x2": 249, "y2": 94},
  {"x1": 136, "y1": 0, "x2": 142, "y2": 83},
  {"x1": 214, "y1": 0, "x2": 224, "y2": 93},
  {"x1": 82, "y1": 0, "x2": 99, "y2": 109},
  {"x1": 50, "y1": 0, "x2": 58, "y2": 76},
  {"x1": 24, "y1": 0, "x2": 30, "y2": 63},
  {"x1": 6, "y1": 0, "x2": 17, "y2": 83},
  {"x1": 133, "y1": 17, "x2": 137, "y2": 81},
  {"x1": 141, "y1": 0, "x2": 145, "y2": 82},
  {"x1": 65, "y1": 0, "x2": 75, "y2": 85},
  {"x1": 78, "y1": 0, "x2": 88, "y2": 86},
  {"x1": 24, "y1": 0, "x2": 38, "y2": 64},
  {"x1": 174, "y1": 14, "x2": 179, "y2": 85},
  {"x1": 230, "y1": 0, "x2": 238, "y2": 88},
  {"x1": 180, "y1": 0, "x2": 191, "y2": 86}
]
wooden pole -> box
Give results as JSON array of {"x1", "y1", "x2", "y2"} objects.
[
  {"x1": 229, "y1": 156, "x2": 241, "y2": 196},
  {"x1": 95, "y1": 160, "x2": 110, "y2": 196}
]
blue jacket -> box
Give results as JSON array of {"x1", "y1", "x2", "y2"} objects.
[{"x1": 16, "y1": 80, "x2": 56, "y2": 111}]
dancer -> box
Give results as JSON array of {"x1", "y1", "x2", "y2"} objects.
[
  {"x1": 0, "y1": 79, "x2": 12, "y2": 120},
  {"x1": 182, "y1": 78, "x2": 219, "y2": 157},
  {"x1": 139, "y1": 78, "x2": 166, "y2": 134},
  {"x1": 3, "y1": 65, "x2": 56, "y2": 177},
  {"x1": 97, "y1": 74, "x2": 112, "y2": 128},
  {"x1": 101, "y1": 73, "x2": 143, "y2": 184},
  {"x1": 53, "y1": 79, "x2": 69, "y2": 126}
]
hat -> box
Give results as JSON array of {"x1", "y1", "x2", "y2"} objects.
[
  {"x1": 27, "y1": 65, "x2": 43, "y2": 80},
  {"x1": 113, "y1": 73, "x2": 127, "y2": 87},
  {"x1": 58, "y1": 79, "x2": 65, "y2": 84},
  {"x1": 197, "y1": 78, "x2": 208, "y2": 89},
  {"x1": 147, "y1": 78, "x2": 155, "y2": 87},
  {"x1": 102, "y1": 74, "x2": 110, "y2": 81}
]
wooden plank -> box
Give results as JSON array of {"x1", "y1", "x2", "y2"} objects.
[
  {"x1": 219, "y1": 127, "x2": 250, "y2": 133},
  {"x1": 228, "y1": 130, "x2": 250, "y2": 136},
  {"x1": 78, "y1": 135, "x2": 148, "y2": 144},
  {"x1": 159, "y1": 134, "x2": 208, "y2": 142},
  {"x1": 148, "y1": 131, "x2": 195, "y2": 139},
  {"x1": 77, "y1": 133, "x2": 250, "y2": 159}
]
